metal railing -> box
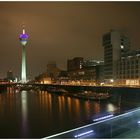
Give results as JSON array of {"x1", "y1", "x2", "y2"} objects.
[{"x1": 44, "y1": 107, "x2": 140, "y2": 139}]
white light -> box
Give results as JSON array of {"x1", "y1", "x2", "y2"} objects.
[
  {"x1": 110, "y1": 79, "x2": 114, "y2": 83},
  {"x1": 93, "y1": 114, "x2": 114, "y2": 122},
  {"x1": 120, "y1": 45, "x2": 124, "y2": 49},
  {"x1": 74, "y1": 130, "x2": 94, "y2": 138},
  {"x1": 137, "y1": 121, "x2": 140, "y2": 124},
  {"x1": 100, "y1": 82, "x2": 104, "y2": 86}
]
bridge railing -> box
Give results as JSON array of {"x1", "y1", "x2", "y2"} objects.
[{"x1": 44, "y1": 107, "x2": 140, "y2": 139}]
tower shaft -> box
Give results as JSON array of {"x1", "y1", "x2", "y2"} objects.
[
  {"x1": 19, "y1": 26, "x2": 28, "y2": 83},
  {"x1": 21, "y1": 45, "x2": 26, "y2": 83}
]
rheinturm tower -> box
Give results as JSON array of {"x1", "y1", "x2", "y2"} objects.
[{"x1": 19, "y1": 27, "x2": 29, "y2": 83}]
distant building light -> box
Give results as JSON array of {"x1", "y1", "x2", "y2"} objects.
[
  {"x1": 78, "y1": 71, "x2": 85, "y2": 75},
  {"x1": 120, "y1": 45, "x2": 124, "y2": 49},
  {"x1": 100, "y1": 82, "x2": 104, "y2": 86},
  {"x1": 126, "y1": 80, "x2": 139, "y2": 86},
  {"x1": 110, "y1": 79, "x2": 114, "y2": 83}
]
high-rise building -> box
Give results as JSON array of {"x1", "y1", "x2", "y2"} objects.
[
  {"x1": 67, "y1": 57, "x2": 83, "y2": 71},
  {"x1": 19, "y1": 26, "x2": 29, "y2": 83},
  {"x1": 103, "y1": 29, "x2": 130, "y2": 84},
  {"x1": 117, "y1": 50, "x2": 140, "y2": 85}
]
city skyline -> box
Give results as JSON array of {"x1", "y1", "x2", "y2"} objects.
[{"x1": 0, "y1": 2, "x2": 140, "y2": 79}]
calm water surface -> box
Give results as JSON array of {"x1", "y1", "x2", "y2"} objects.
[{"x1": 0, "y1": 87, "x2": 139, "y2": 138}]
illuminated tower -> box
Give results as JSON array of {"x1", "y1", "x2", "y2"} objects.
[{"x1": 19, "y1": 27, "x2": 29, "y2": 83}]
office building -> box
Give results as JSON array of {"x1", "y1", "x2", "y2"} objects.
[
  {"x1": 67, "y1": 58, "x2": 104, "y2": 85},
  {"x1": 67, "y1": 57, "x2": 83, "y2": 72},
  {"x1": 103, "y1": 29, "x2": 130, "y2": 84},
  {"x1": 117, "y1": 50, "x2": 140, "y2": 85}
]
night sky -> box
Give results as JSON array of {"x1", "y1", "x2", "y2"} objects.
[{"x1": 0, "y1": 2, "x2": 140, "y2": 79}]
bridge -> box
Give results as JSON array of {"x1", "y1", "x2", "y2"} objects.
[{"x1": 44, "y1": 107, "x2": 140, "y2": 139}]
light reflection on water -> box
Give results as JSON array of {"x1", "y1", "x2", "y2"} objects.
[
  {"x1": 21, "y1": 91, "x2": 28, "y2": 137},
  {"x1": 0, "y1": 88, "x2": 138, "y2": 138},
  {"x1": 107, "y1": 103, "x2": 117, "y2": 112}
]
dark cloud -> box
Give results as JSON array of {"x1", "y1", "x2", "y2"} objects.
[{"x1": 0, "y1": 2, "x2": 140, "y2": 79}]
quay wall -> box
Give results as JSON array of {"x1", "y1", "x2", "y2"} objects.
[
  {"x1": 35, "y1": 84, "x2": 140, "y2": 93},
  {"x1": 1, "y1": 83, "x2": 140, "y2": 94}
]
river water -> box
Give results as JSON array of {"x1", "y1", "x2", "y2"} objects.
[{"x1": 0, "y1": 87, "x2": 139, "y2": 138}]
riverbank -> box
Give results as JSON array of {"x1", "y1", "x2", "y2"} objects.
[{"x1": 1, "y1": 83, "x2": 140, "y2": 94}]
